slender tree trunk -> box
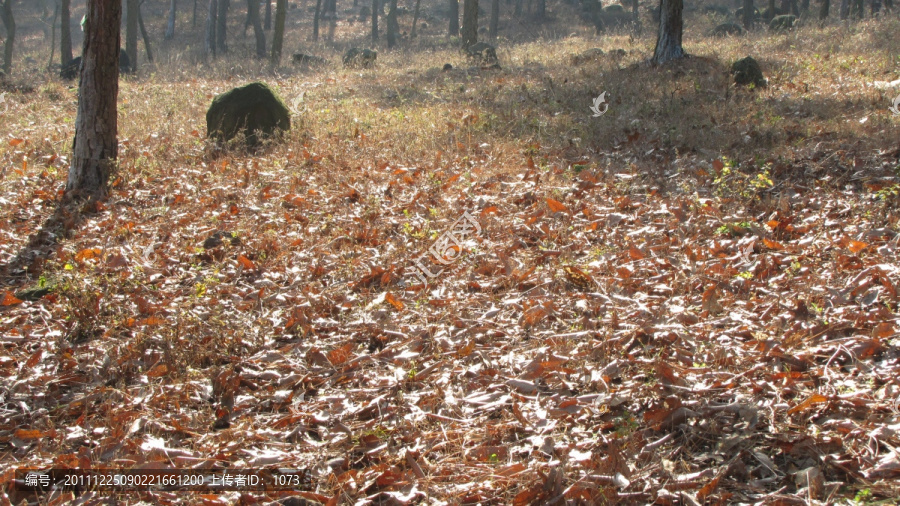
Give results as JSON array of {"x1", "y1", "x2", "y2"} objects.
[
  {"x1": 137, "y1": 2, "x2": 153, "y2": 63},
  {"x1": 166, "y1": 0, "x2": 176, "y2": 38},
  {"x1": 852, "y1": 0, "x2": 863, "y2": 16},
  {"x1": 386, "y1": 0, "x2": 398, "y2": 47},
  {"x1": 536, "y1": 0, "x2": 545, "y2": 18},
  {"x1": 48, "y1": 2, "x2": 59, "y2": 69},
  {"x1": 270, "y1": 0, "x2": 285, "y2": 65},
  {"x1": 839, "y1": 0, "x2": 849, "y2": 18},
  {"x1": 216, "y1": 0, "x2": 228, "y2": 53},
  {"x1": 410, "y1": 0, "x2": 422, "y2": 37},
  {"x1": 69, "y1": 0, "x2": 121, "y2": 198},
  {"x1": 514, "y1": 0, "x2": 521, "y2": 15},
  {"x1": 448, "y1": 0, "x2": 459, "y2": 36},
  {"x1": 206, "y1": 0, "x2": 217, "y2": 56},
  {"x1": 125, "y1": 0, "x2": 138, "y2": 71},
  {"x1": 193, "y1": 0, "x2": 198, "y2": 27},
  {"x1": 61, "y1": 0, "x2": 73, "y2": 64},
  {"x1": 651, "y1": 0, "x2": 685, "y2": 65},
  {"x1": 0, "y1": 0, "x2": 14, "y2": 76},
  {"x1": 371, "y1": 0, "x2": 378, "y2": 42},
  {"x1": 800, "y1": 0, "x2": 810, "y2": 16},
  {"x1": 489, "y1": 0, "x2": 498, "y2": 38},
  {"x1": 820, "y1": 0, "x2": 829, "y2": 18},
  {"x1": 743, "y1": 0, "x2": 755, "y2": 27},
  {"x1": 265, "y1": 0, "x2": 272, "y2": 28},
  {"x1": 313, "y1": 0, "x2": 322, "y2": 40},
  {"x1": 461, "y1": 0, "x2": 476, "y2": 47},
  {"x1": 247, "y1": 0, "x2": 265, "y2": 55}
]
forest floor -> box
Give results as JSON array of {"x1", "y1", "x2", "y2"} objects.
[{"x1": 1, "y1": 3, "x2": 900, "y2": 505}]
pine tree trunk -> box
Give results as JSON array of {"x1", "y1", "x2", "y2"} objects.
[
  {"x1": 820, "y1": 0, "x2": 829, "y2": 18},
  {"x1": 126, "y1": 0, "x2": 138, "y2": 71},
  {"x1": 166, "y1": 0, "x2": 177, "y2": 39},
  {"x1": 216, "y1": 0, "x2": 228, "y2": 53},
  {"x1": 386, "y1": 0, "x2": 398, "y2": 47},
  {"x1": 410, "y1": 0, "x2": 422, "y2": 37},
  {"x1": 246, "y1": 0, "x2": 265, "y2": 56},
  {"x1": 489, "y1": 0, "x2": 498, "y2": 39},
  {"x1": 206, "y1": 0, "x2": 217, "y2": 56},
  {"x1": 461, "y1": 0, "x2": 477, "y2": 47},
  {"x1": 0, "y1": 0, "x2": 13, "y2": 75},
  {"x1": 448, "y1": 0, "x2": 459, "y2": 36},
  {"x1": 371, "y1": 0, "x2": 378, "y2": 42},
  {"x1": 68, "y1": 0, "x2": 121, "y2": 198},
  {"x1": 651, "y1": 0, "x2": 685, "y2": 65},
  {"x1": 137, "y1": 3, "x2": 153, "y2": 63},
  {"x1": 313, "y1": 0, "x2": 322, "y2": 40},
  {"x1": 270, "y1": 0, "x2": 285, "y2": 64},
  {"x1": 61, "y1": 0, "x2": 73, "y2": 64},
  {"x1": 265, "y1": 0, "x2": 272, "y2": 28}
]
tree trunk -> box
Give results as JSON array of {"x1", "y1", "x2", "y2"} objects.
[
  {"x1": 371, "y1": 0, "x2": 378, "y2": 42},
  {"x1": 820, "y1": 0, "x2": 829, "y2": 18},
  {"x1": 69, "y1": 0, "x2": 121, "y2": 198},
  {"x1": 126, "y1": 0, "x2": 138, "y2": 71},
  {"x1": 461, "y1": 0, "x2": 477, "y2": 47},
  {"x1": 48, "y1": 2, "x2": 59, "y2": 69},
  {"x1": 0, "y1": 0, "x2": 13, "y2": 76},
  {"x1": 386, "y1": 0, "x2": 398, "y2": 48},
  {"x1": 166, "y1": 0, "x2": 176, "y2": 38},
  {"x1": 193, "y1": 0, "x2": 198, "y2": 27},
  {"x1": 265, "y1": 0, "x2": 272, "y2": 28},
  {"x1": 488, "y1": 0, "x2": 498, "y2": 39},
  {"x1": 448, "y1": 0, "x2": 459, "y2": 36},
  {"x1": 800, "y1": 0, "x2": 810, "y2": 16},
  {"x1": 137, "y1": 2, "x2": 153, "y2": 63},
  {"x1": 313, "y1": 0, "x2": 322, "y2": 40},
  {"x1": 852, "y1": 0, "x2": 863, "y2": 16},
  {"x1": 839, "y1": 0, "x2": 849, "y2": 18},
  {"x1": 206, "y1": 0, "x2": 217, "y2": 56},
  {"x1": 883, "y1": 0, "x2": 892, "y2": 12},
  {"x1": 514, "y1": 0, "x2": 521, "y2": 15},
  {"x1": 743, "y1": 0, "x2": 755, "y2": 25},
  {"x1": 536, "y1": 0, "x2": 545, "y2": 18},
  {"x1": 216, "y1": 0, "x2": 228, "y2": 53},
  {"x1": 61, "y1": 0, "x2": 73, "y2": 64},
  {"x1": 410, "y1": 0, "x2": 422, "y2": 37},
  {"x1": 247, "y1": 0, "x2": 265, "y2": 56},
  {"x1": 270, "y1": 0, "x2": 285, "y2": 65},
  {"x1": 651, "y1": 0, "x2": 685, "y2": 65}
]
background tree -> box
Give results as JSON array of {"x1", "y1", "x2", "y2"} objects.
[
  {"x1": 166, "y1": 0, "x2": 176, "y2": 39},
  {"x1": 386, "y1": 0, "x2": 398, "y2": 48},
  {"x1": 61, "y1": 0, "x2": 73, "y2": 65},
  {"x1": 137, "y1": 1, "x2": 153, "y2": 63},
  {"x1": 461, "y1": 0, "x2": 477, "y2": 47},
  {"x1": 313, "y1": 0, "x2": 322, "y2": 41},
  {"x1": 488, "y1": 0, "x2": 498, "y2": 39},
  {"x1": 216, "y1": 0, "x2": 228, "y2": 53},
  {"x1": 193, "y1": 0, "x2": 198, "y2": 27},
  {"x1": 820, "y1": 0, "x2": 829, "y2": 19},
  {"x1": 651, "y1": 0, "x2": 685, "y2": 65},
  {"x1": 270, "y1": 0, "x2": 285, "y2": 64},
  {"x1": 206, "y1": 0, "x2": 217, "y2": 56},
  {"x1": 247, "y1": 0, "x2": 264, "y2": 57},
  {"x1": 264, "y1": 0, "x2": 272, "y2": 29},
  {"x1": 410, "y1": 0, "x2": 422, "y2": 37},
  {"x1": 0, "y1": 0, "x2": 13, "y2": 76},
  {"x1": 371, "y1": 0, "x2": 377, "y2": 42},
  {"x1": 448, "y1": 0, "x2": 458, "y2": 36},
  {"x1": 68, "y1": 0, "x2": 121, "y2": 197},
  {"x1": 742, "y1": 0, "x2": 755, "y2": 28},
  {"x1": 125, "y1": 0, "x2": 138, "y2": 70}
]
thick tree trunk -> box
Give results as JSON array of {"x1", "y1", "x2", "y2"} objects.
[
  {"x1": 206, "y1": 0, "x2": 217, "y2": 56},
  {"x1": 247, "y1": 0, "x2": 265, "y2": 56},
  {"x1": 313, "y1": 0, "x2": 322, "y2": 40},
  {"x1": 68, "y1": 0, "x2": 121, "y2": 198},
  {"x1": 461, "y1": 0, "x2": 477, "y2": 47},
  {"x1": 448, "y1": 0, "x2": 459, "y2": 36},
  {"x1": 166, "y1": 0, "x2": 176, "y2": 39},
  {"x1": 61, "y1": 0, "x2": 73, "y2": 64},
  {"x1": 137, "y1": 3, "x2": 153, "y2": 63},
  {"x1": 125, "y1": 0, "x2": 138, "y2": 71},
  {"x1": 371, "y1": 0, "x2": 378, "y2": 42},
  {"x1": 651, "y1": 0, "x2": 685, "y2": 65},
  {"x1": 0, "y1": 0, "x2": 14, "y2": 75},
  {"x1": 489, "y1": 0, "x2": 498, "y2": 39},
  {"x1": 265, "y1": 0, "x2": 272, "y2": 28},
  {"x1": 386, "y1": 0, "x2": 398, "y2": 47},
  {"x1": 820, "y1": 0, "x2": 829, "y2": 18},
  {"x1": 216, "y1": 0, "x2": 228, "y2": 53},
  {"x1": 410, "y1": 0, "x2": 422, "y2": 37},
  {"x1": 270, "y1": 0, "x2": 285, "y2": 64}
]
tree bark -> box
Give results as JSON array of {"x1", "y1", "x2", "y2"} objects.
[
  {"x1": 851, "y1": 0, "x2": 863, "y2": 16},
  {"x1": 270, "y1": 0, "x2": 285, "y2": 65},
  {"x1": 216, "y1": 0, "x2": 228, "y2": 53},
  {"x1": 313, "y1": 0, "x2": 322, "y2": 40},
  {"x1": 461, "y1": 0, "x2": 477, "y2": 48},
  {"x1": 166, "y1": 0, "x2": 176, "y2": 38},
  {"x1": 448, "y1": 0, "x2": 459, "y2": 36},
  {"x1": 206, "y1": 0, "x2": 217, "y2": 56},
  {"x1": 48, "y1": 2, "x2": 59, "y2": 69},
  {"x1": 386, "y1": 0, "x2": 398, "y2": 48},
  {"x1": 536, "y1": 0, "x2": 545, "y2": 18},
  {"x1": 410, "y1": 0, "x2": 422, "y2": 37},
  {"x1": 125, "y1": 0, "x2": 138, "y2": 71},
  {"x1": 247, "y1": 0, "x2": 265, "y2": 56},
  {"x1": 839, "y1": 0, "x2": 849, "y2": 18},
  {"x1": 68, "y1": 0, "x2": 121, "y2": 198},
  {"x1": 61, "y1": 0, "x2": 73, "y2": 64},
  {"x1": 800, "y1": 0, "x2": 810, "y2": 16},
  {"x1": 742, "y1": 0, "x2": 755, "y2": 27},
  {"x1": 193, "y1": 0, "x2": 198, "y2": 27},
  {"x1": 819, "y1": 0, "x2": 829, "y2": 18},
  {"x1": 0, "y1": 0, "x2": 13, "y2": 76},
  {"x1": 371, "y1": 0, "x2": 378, "y2": 42},
  {"x1": 488, "y1": 0, "x2": 498, "y2": 39},
  {"x1": 137, "y1": 2, "x2": 153, "y2": 63},
  {"x1": 651, "y1": 0, "x2": 685, "y2": 65},
  {"x1": 265, "y1": 0, "x2": 272, "y2": 28}
]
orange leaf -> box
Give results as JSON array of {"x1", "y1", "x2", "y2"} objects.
[
  {"x1": 14, "y1": 429, "x2": 44, "y2": 440},
  {"x1": 712, "y1": 159, "x2": 724, "y2": 174},
  {"x1": 546, "y1": 198, "x2": 569, "y2": 214},
  {"x1": 139, "y1": 316, "x2": 165, "y2": 326},
  {"x1": 9, "y1": 138, "x2": 24, "y2": 147},
  {"x1": 75, "y1": 248, "x2": 102, "y2": 262},
  {"x1": 763, "y1": 238, "x2": 784, "y2": 250},
  {"x1": 848, "y1": 240, "x2": 868, "y2": 253},
  {"x1": 787, "y1": 394, "x2": 828, "y2": 415},
  {"x1": 327, "y1": 343, "x2": 353, "y2": 365},
  {"x1": 384, "y1": 292, "x2": 404, "y2": 311},
  {"x1": 457, "y1": 340, "x2": 475, "y2": 358},
  {"x1": 1, "y1": 291, "x2": 23, "y2": 306},
  {"x1": 26, "y1": 349, "x2": 42, "y2": 368},
  {"x1": 481, "y1": 206, "x2": 499, "y2": 216},
  {"x1": 628, "y1": 246, "x2": 645, "y2": 260},
  {"x1": 147, "y1": 363, "x2": 170, "y2": 378},
  {"x1": 237, "y1": 255, "x2": 256, "y2": 270}
]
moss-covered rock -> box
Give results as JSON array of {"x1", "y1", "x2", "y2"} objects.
[
  {"x1": 206, "y1": 82, "x2": 291, "y2": 146},
  {"x1": 342, "y1": 48, "x2": 377, "y2": 68},
  {"x1": 732, "y1": 56, "x2": 766, "y2": 87}
]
